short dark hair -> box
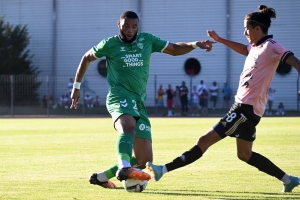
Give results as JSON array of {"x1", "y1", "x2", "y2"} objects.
[
  {"x1": 120, "y1": 11, "x2": 139, "y2": 21},
  {"x1": 245, "y1": 5, "x2": 276, "y2": 34}
]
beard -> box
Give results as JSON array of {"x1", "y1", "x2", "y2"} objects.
[{"x1": 119, "y1": 29, "x2": 138, "y2": 43}]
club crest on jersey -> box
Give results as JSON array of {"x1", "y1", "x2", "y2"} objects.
[
  {"x1": 120, "y1": 47, "x2": 126, "y2": 51},
  {"x1": 137, "y1": 43, "x2": 143, "y2": 49},
  {"x1": 139, "y1": 37, "x2": 145, "y2": 42}
]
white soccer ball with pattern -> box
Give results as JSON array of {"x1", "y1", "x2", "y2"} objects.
[{"x1": 122, "y1": 178, "x2": 148, "y2": 192}]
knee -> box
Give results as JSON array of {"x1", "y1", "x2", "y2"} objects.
[
  {"x1": 237, "y1": 152, "x2": 251, "y2": 162},
  {"x1": 196, "y1": 130, "x2": 220, "y2": 153},
  {"x1": 197, "y1": 136, "x2": 211, "y2": 153}
]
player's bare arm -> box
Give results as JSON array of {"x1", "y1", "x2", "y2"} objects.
[
  {"x1": 285, "y1": 55, "x2": 300, "y2": 94},
  {"x1": 285, "y1": 55, "x2": 300, "y2": 75},
  {"x1": 163, "y1": 40, "x2": 215, "y2": 56},
  {"x1": 70, "y1": 49, "x2": 97, "y2": 109},
  {"x1": 207, "y1": 30, "x2": 248, "y2": 56}
]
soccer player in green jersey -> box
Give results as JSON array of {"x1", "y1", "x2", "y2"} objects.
[{"x1": 70, "y1": 11, "x2": 215, "y2": 189}]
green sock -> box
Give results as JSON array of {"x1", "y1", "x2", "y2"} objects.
[
  {"x1": 104, "y1": 157, "x2": 141, "y2": 179},
  {"x1": 116, "y1": 133, "x2": 134, "y2": 168}
]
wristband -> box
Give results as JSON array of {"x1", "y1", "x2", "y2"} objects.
[
  {"x1": 73, "y1": 82, "x2": 81, "y2": 89},
  {"x1": 191, "y1": 41, "x2": 198, "y2": 49}
]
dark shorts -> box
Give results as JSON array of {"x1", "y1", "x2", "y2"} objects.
[
  {"x1": 200, "y1": 99, "x2": 208, "y2": 107},
  {"x1": 213, "y1": 102, "x2": 261, "y2": 141},
  {"x1": 223, "y1": 95, "x2": 230, "y2": 101},
  {"x1": 210, "y1": 95, "x2": 217, "y2": 102}
]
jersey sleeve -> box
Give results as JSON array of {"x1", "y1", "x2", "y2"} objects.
[
  {"x1": 268, "y1": 42, "x2": 294, "y2": 63},
  {"x1": 92, "y1": 39, "x2": 109, "y2": 59},
  {"x1": 147, "y1": 33, "x2": 168, "y2": 53}
]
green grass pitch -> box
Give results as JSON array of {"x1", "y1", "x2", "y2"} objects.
[{"x1": 0, "y1": 117, "x2": 299, "y2": 200}]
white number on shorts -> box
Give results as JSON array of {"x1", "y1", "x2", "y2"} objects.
[
  {"x1": 132, "y1": 100, "x2": 137, "y2": 110},
  {"x1": 226, "y1": 112, "x2": 237, "y2": 122}
]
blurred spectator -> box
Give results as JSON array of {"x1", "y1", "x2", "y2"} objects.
[
  {"x1": 84, "y1": 94, "x2": 94, "y2": 108},
  {"x1": 63, "y1": 94, "x2": 69, "y2": 109},
  {"x1": 276, "y1": 102, "x2": 285, "y2": 116},
  {"x1": 180, "y1": 81, "x2": 189, "y2": 116},
  {"x1": 173, "y1": 86, "x2": 181, "y2": 116},
  {"x1": 165, "y1": 84, "x2": 174, "y2": 117},
  {"x1": 200, "y1": 89, "x2": 208, "y2": 116},
  {"x1": 222, "y1": 81, "x2": 232, "y2": 109},
  {"x1": 156, "y1": 84, "x2": 165, "y2": 116},
  {"x1": 93, "y1": 95, "x2": 101, "y2": 107},
  {"x1": 266, "y1": 87, "x2": 276, "y2": 116},
  {"x1": 197, "y1": 80, "x2": 207, "y2": 97},
  {"x1": 209, "y1": 81, "x2": 219, "y2": 110},
  {"x1": 68, "y1": 78, "x2": 74, "y2": 94},
  {"x1": 42, "y1": 95, "x2": 48, "y2": 108},
  {"x1": 59, "y1": 95, "x2": 66, "y2": 107},
  {"x1": 191, "y1": 86, "x2": 199, "y2": 116}
]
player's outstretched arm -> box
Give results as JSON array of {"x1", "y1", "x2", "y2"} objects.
[
  {"x1": 163, "y1": 40, "x2": 216, "y2": 56},
  {"x1": 207, "y1": 30, "x2": 248, "y2": 56},
  {"x1": 285, "y1": 55, "x2": 300, "y2": 94},
  {"x1": 286, "y1": 55, "x2": 300, "y2": 75},
  {"x1": 70, "y1": 49, "x2": 97, "y2": 109}
]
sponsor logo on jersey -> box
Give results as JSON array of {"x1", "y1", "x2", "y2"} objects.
[
  {"x1": 120, "y1": 47, "x2": 126, "y2": 51},
  {"x1": 139, "y1": 124, "x2": 145, "y2": 130},
  {"x1": 139, "y1": 124, "x2": 151, "y2": 132},
  {"x1": 139, "y1": 37, "x2": 144, "y2": 42},
  {"x1": 137, "y1": 43, "x2": 143, "y2": 49},
  {"x1": 122, "y1": 53, "x2": 143, "y2": 67}
]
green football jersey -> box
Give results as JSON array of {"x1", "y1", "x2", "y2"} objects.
[{"x1": 92, "y1": 32, "x2": 168, "y2": 101}]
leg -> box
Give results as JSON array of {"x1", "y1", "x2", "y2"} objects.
[
  {"x1": 98, "y1": 137, "x2": 151, "y2": 183},
  {"x1": 268, "y1": 100, "x2": 273, "y2": 115},
  {"x1": 222, "y1": 97, "x2": 226, "y2": 109},
  {"x1": 146, "y1": 129, "x2": 222, "y2": 181},
  {"x1": 237, "y1": 138, "x2": 286, "y2": 178},
  {"x1": 114, "y1": 114, "x2": 150, "y2": 181},
  {"x1": 237, "y1": 138, "x2": 299, "y2": 192},
  {"x1": 90, "y1": 155, "x2": 141, "y2": 189},
  {"x1": 180, "y1": 98, "x2": 184, "y2": 113},
  {"x1": 133, "y1": 137, "x2": 153, "y2": 168},
  {"x1": 114, "y1": 114, "x2": 136, "y2": 168}
]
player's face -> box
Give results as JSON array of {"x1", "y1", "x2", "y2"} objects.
[
  {"x1": 118, "y1": 17, "x2": 138, "y2": 42},
  {"x1": 244, "y1": 20, "x2": 259, "y2": 44}
]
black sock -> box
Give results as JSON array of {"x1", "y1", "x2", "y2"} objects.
[
  {"x1": 247, "y1": 152, "x2": 285, "y2": 180},
  {"x1": 166, "y1": 145, "x2": 203, "y2": 172}
]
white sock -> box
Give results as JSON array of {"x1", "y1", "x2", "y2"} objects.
[
  {"x1": 118, "y1": 160, "x2": 131, "y2": 169},
  {"x1": 97, "y1": 171, "x2": 109, "y2": 182},
  {"x1": 162, "y1": 165, "x2": 168, "y2": 174},
  {"x1": 281, "y1": 174, "x2": 291, "y2": 184}
]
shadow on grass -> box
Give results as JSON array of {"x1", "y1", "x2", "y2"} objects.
[{"x1": 144, "y1": 189, "x2": 300, "y2": 199}]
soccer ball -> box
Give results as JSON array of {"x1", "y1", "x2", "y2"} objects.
[{"x1": 122, "y1": 179, "x2": 148, "y2": 192}]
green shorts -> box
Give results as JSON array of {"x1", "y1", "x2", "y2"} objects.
[{"x1": 106, "y1": 87, "x2": 152, "y2": 141}]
